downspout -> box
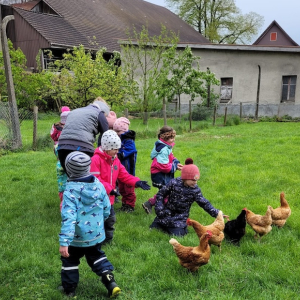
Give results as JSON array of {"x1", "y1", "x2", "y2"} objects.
[{"x1": 255, "y1": 65, "x2": 261, "y2": 120}]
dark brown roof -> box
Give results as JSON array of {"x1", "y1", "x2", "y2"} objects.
[
  {"x1": 12, "y1": 0, "x2": 210, "y2": 52},
  {"x1": 253, "y1": 20, "x2": 298, "y2": 47}
]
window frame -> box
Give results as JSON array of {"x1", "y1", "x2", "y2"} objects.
[
  {"x1": 270, "y1": 32, "x2": 277, "y2": 41},
  {"x1": 220, "y1": 77, "x2": 233, "y2": 103},
  {"x1": 281, "y1": 75, "x2": 297, "y2": 103}
]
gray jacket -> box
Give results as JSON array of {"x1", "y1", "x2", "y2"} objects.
[{"x1": 58, "y1": 105, "x2": 108, "y2": 152}]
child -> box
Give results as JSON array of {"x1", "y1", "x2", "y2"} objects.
[
  {"x1": 150, "y1": 158, "x2": 229, "y2": 236},
  {"x1": 54, "y1": 145, "x2": 67, "y2": 210},
  {"x1": 90, "y1": 130, "x2": 150, "y2": 244},
  {"x1": 50, "y1": 106, "x2": 70, "y2": 146},
  {"x1": 113, "y1": 117, "x2": 137, "y2": 213},
  {"x1": 51, "y1": 107, "x2": 70, "y2": 210},
  {"x1": 142, "y1": 125, "x2": 183, "y2": 214},
  {"x1": 59, "y1": 151, "x2": 121, "y2": 298}
]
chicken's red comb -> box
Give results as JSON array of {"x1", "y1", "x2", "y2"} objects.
[
  {"x1": 186, "y1": 218, "x2": 192, "y2": 225},
  {"x1": 185, "y1": 158, "x2": 193, "y2": 165},
  {"x1": 206, "y1": 230, "x2": 213, "y2": 237}
]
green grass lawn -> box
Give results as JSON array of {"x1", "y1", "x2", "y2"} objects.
[{"x1": 0, "y1": 117, "x2": 300, "y2": 299}]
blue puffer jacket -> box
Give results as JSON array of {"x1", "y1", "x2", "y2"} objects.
[
  {"x1": 59, "y1": 177, "x2": 111, "y2": 247},
  {"x1": 154, "y1": 177, "x2": 219, "y2": 228},
  {"x1": 118, "y1": 130, "x2": 137, "y2": 176}
]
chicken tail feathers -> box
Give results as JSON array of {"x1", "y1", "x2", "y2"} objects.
[{"x1": 169, "y1": 238, "x2": 179, "y2": 246}]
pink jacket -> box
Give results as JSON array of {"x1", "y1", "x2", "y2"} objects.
[{"x1": 90, "y1": 147, "x2": 140, "y2": 204}]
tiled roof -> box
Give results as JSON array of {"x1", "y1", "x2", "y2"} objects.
[{"x1": 13, "y1": 0, "x2": 210, "y2": 52}]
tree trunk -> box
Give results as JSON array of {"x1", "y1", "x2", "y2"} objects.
[
  {"x1": 163, "y1": 97, "x2": 167, "y2": 125},
  {"x1": 143, "y1": 111, "x2": 148, "y2": 125}
]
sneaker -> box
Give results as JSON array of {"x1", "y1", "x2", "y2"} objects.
[
  {"x1": 58, "y1": 286, "x2": 76, "y2": 298},
  {"x1": 101, "y1": 272, "x2": 121, "y2": 298},
  {"x1": 118, "y1": 204, "x2": 134, "y2": 213},
  {"x1": 142, "y1": 201, "x2": 152, "y2": 214}
]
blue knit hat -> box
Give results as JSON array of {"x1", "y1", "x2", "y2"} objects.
[{"x1": 65, "y1": 151, "x2": 91, "y2": 180}]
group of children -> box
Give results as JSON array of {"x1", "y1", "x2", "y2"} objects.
[{"x1": 51, "y1": 99, "x2": 228, "y2": 298}]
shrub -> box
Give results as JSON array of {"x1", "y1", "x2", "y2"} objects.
[
  {"x1": 191, "y1": 104, "x2": 214, "y2": 121},
  {"x1": 225, "y1": 115, "x2": 241, "y2": 126}
]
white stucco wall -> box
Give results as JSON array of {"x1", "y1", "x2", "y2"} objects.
[{"x1": 190, "y1": 46, "x2": 300, "y2": 106}]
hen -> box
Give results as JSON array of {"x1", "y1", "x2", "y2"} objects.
[
  {"x1": 244, "y1": 206, "x2": 272, "y2": 242},
  {"x1": 269, "y1": 192, "x2": 291, "y2": 228},
  {"x1": 187, "y1": 211, "x2": 225, "y2": 250},
  {"x1": 224, "y1": 209, "x2": 246, "y2": 245},
  {"x1": 169, "y1": 230, "x2": 212, "y2": 272}
]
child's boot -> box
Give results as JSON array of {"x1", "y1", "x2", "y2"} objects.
[
  {"x1": 101, "y1": 272, "x2": 121, "y2": 298},
  {"x1": 142, "y1": 200, "x2": 152, "y2": 214},
  {"x1": 58, "y1": 286, "x2": 76, "y2": 298}
]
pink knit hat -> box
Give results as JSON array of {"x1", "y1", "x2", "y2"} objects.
[
  {"x1": 106, "y1": 111, "x2": 117, "y2": 129},
  {"x1": 61, "y1": 106, "x2": 70, "y2": 113},
  {"x1": 60, "y1": 111, "x2": 70, "y2": 124},
  {"x1": 181, "y1": 158, "x2": 200, "y2": 180},
  {"x1": 113, "y1": 117, "x2": 130, "y2": 135}
]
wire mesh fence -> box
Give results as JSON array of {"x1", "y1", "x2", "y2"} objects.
[
  {"x1": 1, "y1": 101, "x2": 300, "y2": 151},
  {"x1": 0, "y1": 101, "x2": 34, "y2": 149}
]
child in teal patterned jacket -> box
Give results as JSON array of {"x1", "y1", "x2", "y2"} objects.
[{"x1": 58, "y1": 151, "x2": 121, "y2": 298}]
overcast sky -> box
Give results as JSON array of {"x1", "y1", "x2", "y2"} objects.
[{"x1": 145, "y1": 0, "x2": 300, "y2": 45}]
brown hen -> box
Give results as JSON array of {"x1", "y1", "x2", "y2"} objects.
[
  {"x1": 169, "y1": 230, "x2": 212, "y2": 272},
  {"x1": 269, "y1": 192, "x2": 291, "y2": 228},
  {"x1": 187, "y1": 211, "x2": 225, "y2": 250},
  {"x1": 244, "y1": 206, "x2": 272, "y2": 242}
]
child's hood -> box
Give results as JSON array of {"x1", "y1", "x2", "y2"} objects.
[
  {"x1": 66, "y1": 180, "x2": 104, "y2": 210},
  {"x1": 94, "y1": 146, "x2": 114, "y2": 162},
  {"x1": 120, "y1": 130, "x2": 136, "y2": 141},
  {"x1": 151, "y1": 140, "x2": 171, "y2": 158}
]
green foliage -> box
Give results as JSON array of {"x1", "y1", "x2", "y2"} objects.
[
  {"x1": 0, "y1": 41, "x2": 54, "y2": 109},
  {"x1": 259, "y1": 116, "x2": 278, "y2": 122},
  {"x1": 166, "y1": 0, "x2": 264, "y2": 44},
  {"x1": 191, "y1": 104, "x2": 214, "y2": 121},
  {"x1": 121, "y1": 25, "x2": 179, "y2": 124},
  {"x1": 225, "y1": 114, "x2": 241, "y2": 126},
  {"x1": 50, "y1": 45, "x2": 128, "y2": 110}
]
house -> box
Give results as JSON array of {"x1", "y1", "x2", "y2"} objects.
[
  {"x1": 172, "y1": 20, "x2": 300, "y2": 117},
  {"x1": 0, "y1": 0, "x2": 210, "y2": 69},
  {"x1": 1, "y1": 1, "x2": 300, "y2": 117}
]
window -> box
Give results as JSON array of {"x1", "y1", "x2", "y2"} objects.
[
  {"x1": 281, "y1": 76, "x2": 297, "y2": 102},
  {"x1": 220, "y1": 77, "x2": 233, "y2": 103},
  {"x1": 270, "y1": 32, "x2": 277, "y2": 41}
]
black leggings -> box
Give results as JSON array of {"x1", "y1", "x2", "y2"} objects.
[{"x1": 57, "y1": 149, "x2": 94, "y2": 175}]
